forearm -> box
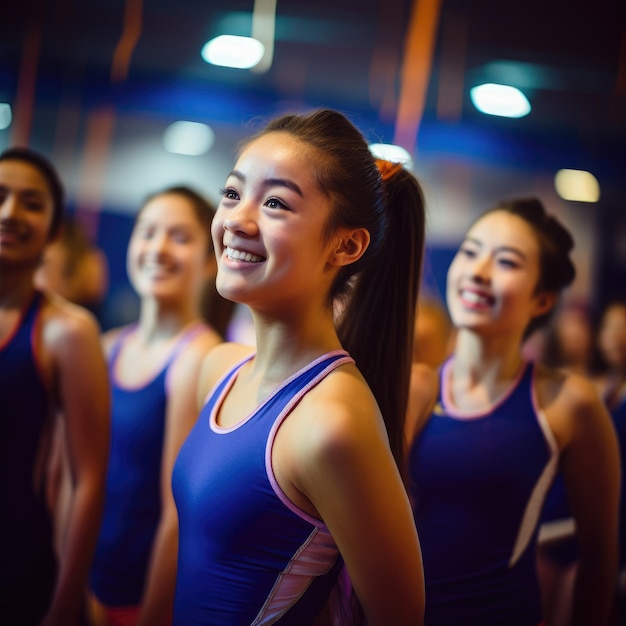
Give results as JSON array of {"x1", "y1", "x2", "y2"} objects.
[
  {"x1": 571, "y1": 550, "x2": 617, "y2": 626},
  {"x1": 48, "y1": 475, "x2": 105, "y2": 624},
  {"x1": 136, "y1": 516, "x2": 178, "y2": 626}
]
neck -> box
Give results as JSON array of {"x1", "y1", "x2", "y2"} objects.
[
  {"x1": 452, "y1": 328, "x2": 525, "y2": 388},
  {"x1": 136, "y1": 297, "x2": 201, "y2": 342},
  {"x1": 249, "y1": 304, "x2": 342, "y2": 385},
  {"x1": 0, "y1": 265, "x2": 38, "y2": 309}
]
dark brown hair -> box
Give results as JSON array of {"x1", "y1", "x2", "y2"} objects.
[{"x1": 254, "y1": 109, "x2": 426, "y2": 474}]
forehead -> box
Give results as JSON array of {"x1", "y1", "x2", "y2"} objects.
[
  {"x1": 137, "y1": 193, "x2": 203, "y2": 227},
  {"x1": 236, "y1": 132, "x2": 322, "y2": 188},
  {"x1": 467, "y1": 210, "x2": 540, "y2": 254},
  {"x1": 0, "y1": 159, "x2": 52, "y2": 197}
]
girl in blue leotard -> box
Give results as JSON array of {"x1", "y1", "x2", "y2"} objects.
[
  {"x1": 0, "y1": 147, "x2": 110, "y2": 626},
  {"x1": 88, "y1": 187, "x2": 225, "y2": 626},
  {"x1": 407, "y1": 198, "x2": 619, "y2": 626},
  {"x1": 172, "y1": 109, "x2": 427, "y2": 625}
]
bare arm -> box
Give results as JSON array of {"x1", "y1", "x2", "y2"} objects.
[
  {"x1": 42, "y1": 304, "x2": 110, "y2": 626},
  {"x1": 557, "y1": 376, "x2": 620, "y2": 626},
  {"x1": 136, "y1": 333, "x2": 221, "y2": 626},
  {"x1": 292, "y1": 370, "x2": 425, "y2": 626}
]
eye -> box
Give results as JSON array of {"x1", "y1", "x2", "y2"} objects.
[
  {"x1": 171, "y1": 230, "x2": 192, "y2": 244},
  {"x1": 219, "y1": 187, "x2": 239, "y2": 201},
  {"x1": 459, "y1": 245, "x2": 476, "y2": 258},
  {"x1": 497, "y1": 257, "x2": 520, "y2": 269},
  {"x1": 264, "y1": 196, "x2": 289, "y2": 211}
]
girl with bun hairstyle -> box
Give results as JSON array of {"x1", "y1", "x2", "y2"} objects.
[{"x1": 407, "y1": 198, "x2": 619, "y2": 626}]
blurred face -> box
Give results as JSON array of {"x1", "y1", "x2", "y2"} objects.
[
  {"x1": 212, "y1": 132, "x2": 337, "y2": 312},
  {"x1": 0, "y1": 159, "x2": 55, "y2": 268},
  {"x1": 34, "y1": 239, "x2": 71, "y2": 297},
  {"x1": 598, "y1": 304, "x2": 626, "y2": 369},
  {"x1": 127, "y1": 193, "x2": 212, "y2": 302},
  {"x1": 446, "y1": 210, "x2": 551, "y2": 339}
]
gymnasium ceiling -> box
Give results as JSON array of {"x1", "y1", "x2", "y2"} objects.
[{"x1": 1, "y1": 0, "x2": 625, "y2": 199}]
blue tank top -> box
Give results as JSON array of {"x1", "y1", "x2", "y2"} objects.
[
  {"x1": 172, "y1": 350, "x2": 354, "y2": 626},
  {"x1": 409, "y1": 360, "x2": 558, "y2": 626},
  {"x1": 90, "y1": 323, "x2": 207, "y2": 606},
  {"x1": 0, "y1": 292, "x2": 56, "y2": 596}
]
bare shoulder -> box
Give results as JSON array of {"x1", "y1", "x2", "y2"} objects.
[
  {"x1": 534, "y1": 363, "x2": 610, "y2": 448},
  {"x1": 169, "y1": 326, "x2": 224, "y2": 383},
  {"x1": 297, "y1": 363, "x2": 386, "y2": 456},
  {"x1": 535, "y1": 363, "x2": 604, "y2": 413},
  {"x1": 39, "y1": 291, "x2": 101, "y2": 348}
]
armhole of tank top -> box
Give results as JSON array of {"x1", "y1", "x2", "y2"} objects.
[
  {"x1": 264, "y1": 353, "x2": 355, "y2": 529},
  {"x1": 107, "y1": 324, "x2": 137, "y2": 385}
]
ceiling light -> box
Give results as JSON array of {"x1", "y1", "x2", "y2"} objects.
[
  {"x1": 554, "y1": 169, "x2": 600, "y2": 203},
  {"x1": 163, "y1": 121, "x2": 215, "y2": 156},
  {"x1": 201, "y1": 35, "x2": 265, "y2": 69},
  {"x1": 0, "y1": 103, "x2": 12, "y2": 130},
  {"x1": 369, "y1": 143, "x2": 414, "y2": 170},
  {"x1": 470, "y1": 83, "x2": 531, "y2": 118}
]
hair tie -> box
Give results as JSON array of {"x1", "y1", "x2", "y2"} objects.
[{"x1": 375, "y1": 159, "x2": 403, "y2": 182}]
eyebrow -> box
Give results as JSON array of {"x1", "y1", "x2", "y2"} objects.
[
  {"x1": 464, "y1": 236, "x2": 528, "y2": 260},
  {"x1": 0, "y1": 185, "x2": 48, "y2": 198},
  {"x1": 227, "y1": 169, "x2": 304, "y2": 197}
]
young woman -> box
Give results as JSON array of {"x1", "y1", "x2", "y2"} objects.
[
  {"x1": 171, "y1": 109, "x2": 427, "y2": 626},
  {"x1": 88, "y1": 186, "x2": 224, "y2": 626},
  {"x1": 407, "y1": 198, "x2": 620, "y2": 626},
  {"x1": 0, "y1": 147, "x2": 110, "y2": 626}
]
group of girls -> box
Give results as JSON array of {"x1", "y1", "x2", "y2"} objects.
[{"x1": 0, "y1": 107, "x2": 621, "y2": 626}]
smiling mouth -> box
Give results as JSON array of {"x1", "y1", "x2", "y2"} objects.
[
  {"x1": 460, "y1": 289, "x2": 494, "y2": 307},
  {"x1": 225, "y1": 246, "x2": 266, "y2": 263}
]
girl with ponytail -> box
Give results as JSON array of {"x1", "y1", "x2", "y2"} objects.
[{"x1": 171, "y1": 109, "x2": 426, "y2": 625}]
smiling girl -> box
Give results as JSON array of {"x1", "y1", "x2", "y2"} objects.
[
  {"x1": 0, "y1": 147, "x2": 110, "y2": 626},
  {"x1": 171, "y1": 109, "x2": 427, "y2": 626},
  {"x1": 407, "y1": 197, "x2": 619, "y2": 626},
  {"x1": 88, "y1": 186, "x2": 223, "y2": 626}
]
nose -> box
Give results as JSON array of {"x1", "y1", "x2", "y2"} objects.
[
  {"x1": 470, "y1": 254, "x2": 491, "y2": 284},
  {"x1": 0, "y1": 193, "x2": 18, "y2": 220},
  {"x1": 222, "y1": 200, "x2": 259, "y2": 237},
  {"x1": 147, "y1": 230, "x2": 170, "y2": 255}
]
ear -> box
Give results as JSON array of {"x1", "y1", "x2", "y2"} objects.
[
  {"x1": 328, "y1": 227, "x2": 370, "y2": 268},
  {"x1": 532, "y1": 291, "x2": 557, "y2": 319}
]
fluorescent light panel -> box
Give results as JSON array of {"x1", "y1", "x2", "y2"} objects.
[
  {"x1": 470, "y1": 83, "x2": 531, "y2": 118},
  {"x1": 554, "y1": 169, "x2": 600, "y2": 203},
  {"x1": 201, "y1": 35, "x2": 265, "y2": 69},
  {"x1": 163, "y1": 121, "x2": 215, "y2": 156}
]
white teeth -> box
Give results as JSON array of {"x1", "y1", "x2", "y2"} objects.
[
  {"x1": 225, "y1": 247, "x2": 264, "y2": 263},
  {"x1": 462, "y1": 290, "x2": 490, "y2": 305}
]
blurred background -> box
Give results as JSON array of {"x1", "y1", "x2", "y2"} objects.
[{"x1": 2, "y1": 0, "x2": 625, "y2": 331}]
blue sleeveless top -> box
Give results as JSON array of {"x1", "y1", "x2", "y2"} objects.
[
  {"x1": 409, "y1": 360, "x2": 558, "y2": 626},
  {"x1": 172, "y1": 350, "x2": 354, "y2": 626},
  {"x1": 0, "y1": 292, "x2": 56, "y2": 598},
  {"x1": 90, "y1": 323, "x2": 207, "y2": 606}
]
